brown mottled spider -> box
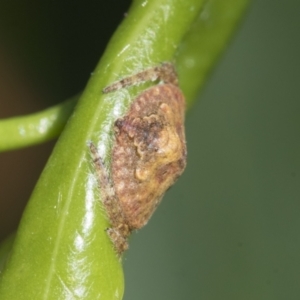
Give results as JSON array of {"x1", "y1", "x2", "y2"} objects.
[{"x1": 90, "y1": 62, "x2": 187, "y2": 255}]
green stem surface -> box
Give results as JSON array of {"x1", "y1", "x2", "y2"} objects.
[
  {"x1": 0, "y1": 96, "x2": 78, "y2": 152},
  {"x1": 0, "y1": 0, "x2": 212, "y2": 299},
  {"x1": 0, "y1": 0, "x2": 249, "y2": 153},
  {"x1": 0, "y1": 0, "x2": 249, "y2": 298}
]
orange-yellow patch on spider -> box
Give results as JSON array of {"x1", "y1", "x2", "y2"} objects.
[{"x1": 90, "y1": 63, "x2": 187, "y2": 255}]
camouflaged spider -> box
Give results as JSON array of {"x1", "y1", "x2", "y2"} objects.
[{"x1": 90, "y1": 63, "x2": 187, "y2": 255}]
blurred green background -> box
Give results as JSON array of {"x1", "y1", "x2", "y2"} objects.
[{"x1": 1, "y1": 1, "x2": 300, "y2": 299}]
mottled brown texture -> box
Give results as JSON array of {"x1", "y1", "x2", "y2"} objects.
[
  {"x1": 91, "y1": 63, "x2": 187, "y2": 255},
  {"x1": 112, "y1": 84, "x2": 186, "y2": 229}
]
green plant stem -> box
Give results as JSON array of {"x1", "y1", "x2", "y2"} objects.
[
  {"x1": 0, "y1": 96, "x2": 78, "y2": 152},
  {"x1": 0, "y1": 0, "x2": 210, "y2": 299},
  {"x1": 0, "y1": 234, "x2": 15, "y2": 273},
  {"x1": 0, "y1": 0, "x2": 249, "y2": 153},
  {"x1": 176, "y1": 0, "x2": 250, "y2": 107}
]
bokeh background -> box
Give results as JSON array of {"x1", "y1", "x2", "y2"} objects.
[{"x1": 1, "y1": 1, "x2": 300, "y2": 299}]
